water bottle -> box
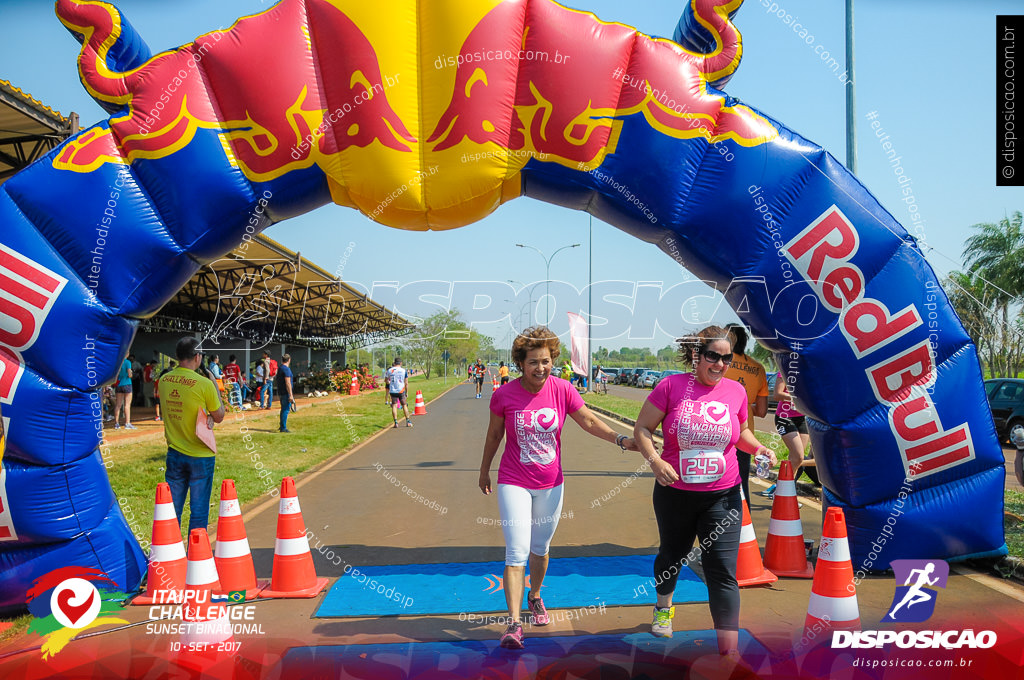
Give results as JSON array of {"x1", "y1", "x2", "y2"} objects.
[{"x1": 755, "y1": 453, "x2": 771, "y2": 479}]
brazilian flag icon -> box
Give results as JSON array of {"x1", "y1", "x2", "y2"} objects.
[{"x1": 228, "y1": 591, "x2": 246, "y2": 604}]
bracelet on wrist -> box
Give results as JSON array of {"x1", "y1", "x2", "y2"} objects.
[{"x1": 616, "y1": 434, "x2": 628, "y2": 452}]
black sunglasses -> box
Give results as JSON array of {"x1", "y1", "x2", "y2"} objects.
[{"x1": 701, "y1": 349, "x2": 734, "y2": 365}]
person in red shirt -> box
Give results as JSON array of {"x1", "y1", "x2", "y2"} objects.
[
  {"x1": 474, "y1": 359, "x2": 486, "y2": 399},
  {"x1": 223, "y1": 355, "x2": 243, "y2": 409}
]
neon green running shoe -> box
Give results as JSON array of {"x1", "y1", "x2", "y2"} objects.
[{"x1": 652, "y1": 606, "x2": 675, "y2": 637}]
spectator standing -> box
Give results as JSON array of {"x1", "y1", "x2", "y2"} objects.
[
  {"x1": 223, "y1": 355, "x2": 243, "y2": 408},
  {"x1": 130, "y1": 354, "x2": 144, "y2": 407},
  {"x1": 276, "y1": 354, "x2": 296, "y2": 432},
  {"x1": 261, "y1": 351, "x2": 277, "y2": 409},
  {"x1": 153, "y1": 361, "x2": 176, "y2": 421},
  {"x1": 113, "y1": 355, "x2": 136, "y2": 430},
  {"x1": 723, "y1": 323, "x2": 770, "y2": 504},
  {"x1": 142, "y1": 360, "x2": 156, "y2": 408},
  {"x1": 160, "y1": 337, "x2": 224, "y2": 533}
]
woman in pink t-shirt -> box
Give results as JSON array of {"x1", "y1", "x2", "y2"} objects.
[
  {"x1": 633, "y1": 325, "x2": 776, "y2": 657},
  {"x1": 479, "y1": 326, "x2": 638, "y2": 649}
]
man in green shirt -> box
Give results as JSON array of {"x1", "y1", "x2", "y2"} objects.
[{"x1": 160, "y1": 337, "x2": 225, "y2": 532}]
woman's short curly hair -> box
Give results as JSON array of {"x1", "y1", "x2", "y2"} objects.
[
  {"x1": 511, "y1": 326, "x2": 561, "y2": 370},
  {"x1": 677, "y1": 325, "x2": 735, "y2": 368}
]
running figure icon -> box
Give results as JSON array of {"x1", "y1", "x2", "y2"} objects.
[{"x1": 885, "y1": 562, "x2": 939, "y2": 620}]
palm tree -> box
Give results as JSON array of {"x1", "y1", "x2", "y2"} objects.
[{"x1": 962, "y1": 211, "x2": 1024, "y2": 376}]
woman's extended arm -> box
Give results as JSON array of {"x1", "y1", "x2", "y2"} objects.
[
  {"x1": 479, "y1": 410, "x2": 506, "y2": 494},
  {"x1": 567, "y1": 404, "x2": 638, "y2": 450},
  {"x1": 634, "y1": 401, "x2": 678, "y2": 486}
]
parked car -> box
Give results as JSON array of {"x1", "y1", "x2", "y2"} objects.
[
  {"x1": 640, "y1": 370, "x2": 662, "y2": 388},
  {"x1": 985, "y1": 378, "x2": 1024, "y2": 441},
  {"x1": 629, "y1": 368, "x2": 652, "y2": 386},
  {"x1": 616, "y1": 368, "x2": 639, "y2": 385},
  {"x1": 652, "y1": 369, "x2": 684, "y2": 388}
]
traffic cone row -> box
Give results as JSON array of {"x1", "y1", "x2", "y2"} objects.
[
  {"x1": 134, "y1": 477, "x2": 325, "y2": 606},
  {"x1": 764, "y1": 461, "x2": 815, "y2": 578},
  {"x1": 413, "y1": 390, "x2": 427, "y2": 415},
  {"x1": 348, "y1": 374, "x2": 359, "y2": 396}
]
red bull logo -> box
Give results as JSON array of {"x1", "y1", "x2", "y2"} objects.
[
  {"x1": 429, "y1": 0, "x2": 776, "y2": 170},
  {"x1": 54, "y1": 0, "x2": 414, "y2": 181}
]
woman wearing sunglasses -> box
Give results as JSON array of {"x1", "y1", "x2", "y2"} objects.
[{"x1": 633, "y1": 325, "x2": 776, "y2": 658}]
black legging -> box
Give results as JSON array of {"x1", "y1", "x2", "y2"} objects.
[{"x1": 652, "y1": 483, "x2": 743, "y2": 631}]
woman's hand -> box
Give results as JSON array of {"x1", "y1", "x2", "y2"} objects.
[
  {"x1": 651, "y1": 458, "x2": 679, "y2": 486},
  {"x1": 479, "y1": 470, "x2": 492, "y2": 495},
  {"x1": 757, "y1": 445, "x2": 778, "y2": 467}
]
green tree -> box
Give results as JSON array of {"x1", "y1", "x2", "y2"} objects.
[{"x1": 961, "y1": 211, "x2": 1024, "y2": 377}]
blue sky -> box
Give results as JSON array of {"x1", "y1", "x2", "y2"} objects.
[{"x1": 2, "y1": 0, "x2": 1020, "y2": 351}]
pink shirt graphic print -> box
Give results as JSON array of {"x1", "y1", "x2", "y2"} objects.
[
  {"x1": 491, "y1": 376, "x2": 584, "y2": 489},
  {"x1": 647, "y1": 373, "x2": 747, "y2": 492}
]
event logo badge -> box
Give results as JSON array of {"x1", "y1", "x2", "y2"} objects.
[
  {"x1": 26, "y1": 567, "x2": 130, "y2": 659},
  {"x1": 884, "y1": 559, "x2": 949, "y2": 623}
]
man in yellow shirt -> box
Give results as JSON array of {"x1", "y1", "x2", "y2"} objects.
[
  {"x1": 160, "y1": 337, "x2": 225, "y2": 533},
  {"x1": 724, "y1": 323, "x2": 769, "y2": 504}
]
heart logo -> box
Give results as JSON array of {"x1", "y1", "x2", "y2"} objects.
[
  {"x1": 56, "y1": 588, "x2": 95, "y2": 626},
  {"x1": 51, "y1": 579, "x2": 100, "y2": 629},
  {"x1": 533, "y1": 408, "x2": 558, "y2": 433},
  {"x1": 701, "y1": 401, "x2": 730, "y2": 425}
]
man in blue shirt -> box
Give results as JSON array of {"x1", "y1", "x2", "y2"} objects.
[
  {"x1": 275, "y1": 354, "x2": 296, "y2": 432},
  {"x1": 386, "y1": 358, "x2": 412, "y2": 428}
]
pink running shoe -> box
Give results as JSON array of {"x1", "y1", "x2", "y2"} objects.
[
  {"x1": 499, "y1": 620, "x2": 524, "y2": 649},
  {"x1": 528, "y1": 595, "x2": 550, "y2": 626}
]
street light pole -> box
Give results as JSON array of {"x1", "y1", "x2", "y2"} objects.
[{"x1": 515, "y1": 243, "x2": 581, "y2": 324}]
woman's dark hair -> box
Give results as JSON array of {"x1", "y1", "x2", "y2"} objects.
[
  {"x1": 510, "y1": 326, "x2": 561, "y2": 371},
  {"x1": 677, "y1": 325, "x2": 735, "y2": 368},
  {"x1": 725, "y1": 323, "x2": 748, "y2": 355}
]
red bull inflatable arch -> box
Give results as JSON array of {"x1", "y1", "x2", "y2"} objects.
[{"x1": 0, "y1": 0, "x2": 1005, "y2": 611}]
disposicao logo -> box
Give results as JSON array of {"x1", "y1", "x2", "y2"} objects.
[
  {"x1": 884, "y1": 559, "x2": 949, "y2": 623},
  {"x1": 26, "y1": 567, "x2": 130, "y2": 659}
]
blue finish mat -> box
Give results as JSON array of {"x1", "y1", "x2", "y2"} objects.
[
  {"x1": 279, "y1": 631, "x2": 770, "y2": 678},
  {"x1": 314, "y1": 554, "x2": 707, "y2": 617}
]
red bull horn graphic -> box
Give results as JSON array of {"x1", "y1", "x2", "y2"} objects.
[{"x1": 0, "y1": 0, "x2": 1006, "y2": 618}]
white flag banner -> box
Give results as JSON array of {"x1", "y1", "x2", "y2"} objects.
[{"x1": 567, "y1": 312, "x2": 589, "y2": 379}]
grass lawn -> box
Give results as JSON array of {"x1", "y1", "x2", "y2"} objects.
[
  {"x1": 1005, "y1": 489, "x2": 1024, "y2": 563},
  {"x1": 0, "y1": 374, "x2": 452, "y2": 644}
]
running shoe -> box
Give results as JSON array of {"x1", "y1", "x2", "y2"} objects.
[
  {"x1": 113, "y1": 423, "x2": 120, "y2": 430},
  {"x1": 125, "y1": 424, "x2": 137, "y2": 430},
  {"x1": 406, "y1": 421, "x2": 413, "y2": 427},
  {"x1": 652, "y1": 606, "x2": 675, "y2": 637},
  {"x1": 760, "y1": 483, "x2": 776, "y2": 497},
  {"x1": 499, "y1": 620, "x2": 524, "y2": 649},
  {"x1": 393, "y1": 421, "x2": 399, "y2": 429},
  {"x1": 528, "y1": 595, "x2": 550, "y2": 626},
  {"x1": 104, "y1": 415, "x2": 114, "y2": 422}
]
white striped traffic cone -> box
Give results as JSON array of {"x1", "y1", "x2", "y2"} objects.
[
  {"x1": 737, "y1": 489, "x2": 777, "y2": 587},
  {"x1": 262, "y1": 477, "x2": 328, "y2": 598},
  {"x1": 213, "y1": 479, "x2": 266, "y2": 600},
  {"x1": 763, "y1": 461, "x2": 814, "y2": 578},
  {"x1": 181, "y1": 528, "x2": 232, "y2": 645},
  {"x1": 133, "y1": 482, "x2": 187, "y2": 605},
  {"x1": 805, "y1": 507, "x2": 860, "y2": 633}
]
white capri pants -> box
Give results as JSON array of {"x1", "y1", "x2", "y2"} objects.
[{"x1": 497, "y1": 483, "x2": 564, "y2": 566}]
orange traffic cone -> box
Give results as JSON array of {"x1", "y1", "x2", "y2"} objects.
[
  {"x1": 413, "y1": 390, "x2": 427, "y2": 415},
  {"x1": 181, "y1": 528, "x2": 231, "y2": 644},
  {"x1": 133, "y1": 482, "x2": 188, "y2": 605},
  {"x1": 763, "y1": 461, "x2": 814, "y2": 578},
  {"x1": 262, "y1": 477, "x2": 328, "y2": 598},
  {"x1": 737, "y1": 491, "x2": 777, "y2": 587},
  {"x1": 805, "y1": 507, "x2": 860, "y2": 633},
  {"x1": 213, "y1": 480, "x2": 266, "y2": 600},
  {"x1": 177, "y1": 528, "x2": 233, "y2": 673},
  {"x1": 348, "y1": 374, "x2": 359, "y2": 396}
]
